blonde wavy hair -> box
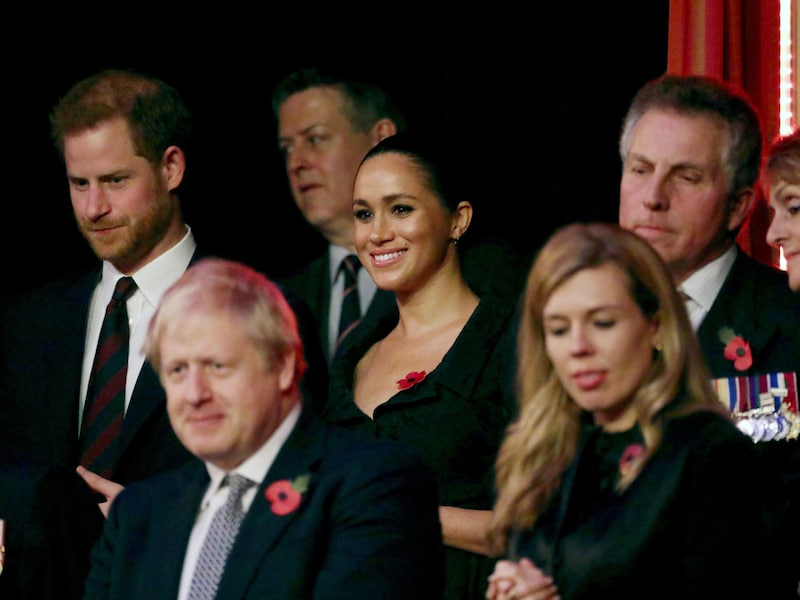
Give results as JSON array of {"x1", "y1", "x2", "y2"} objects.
[{"x1": 486, "y1": 223, "x2": 726, "y2": 556}]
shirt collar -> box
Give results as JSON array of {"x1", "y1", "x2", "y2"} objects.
[
  {"x1": 679, "y1": 244, "x2": 738, "y2": 312},
  {"x1": 100, "y1": 226, "x2": 196, "y2": 307},
  {"x1": 204, "y1": 402, "x2": 302, "y2": 491}
]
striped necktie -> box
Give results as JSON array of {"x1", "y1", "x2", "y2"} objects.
[
  {"x1": 337, "y1": 254, "x2": 362, "y2": 348},
  {"x1": 79, "y1": 276, "x2": 137, "y2": 478}
]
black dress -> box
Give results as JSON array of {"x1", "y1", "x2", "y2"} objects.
[
  {"x1": 325, "y1": 294, "x2": 519, "y2": 600},
  {"x1": 510, "y1": 412, "x2": 775, "y2": 600}
]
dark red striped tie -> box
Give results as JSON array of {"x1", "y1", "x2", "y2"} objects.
[
  {"x1": 336, "y1": 254, "x2": 362, "y2": 349},
  {"x1": 79, "y1": 277, "x2": 137, "y2": 478}
]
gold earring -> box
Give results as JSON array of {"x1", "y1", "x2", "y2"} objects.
[{"x1": 655, "y1": 341, "x2": 663, "y2": 352}]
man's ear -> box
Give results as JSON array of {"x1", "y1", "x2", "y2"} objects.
[
  {"x1": 372, "y1": 118, "x2": 398, "y2": 143},
  {"x1": 162, "y1": 145, "x2": 186, "y2": 192},
  {"x1": 277, "y1": 350, "x2": 297, "y2": 392}
]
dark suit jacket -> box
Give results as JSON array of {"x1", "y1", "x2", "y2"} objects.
[
  {"x1": 697, "y1": 248, "x2": 800, "y2": 377},
  {"x1": 83, "y1": 408, "x2": 445, "y2": 600},
  {"x1": 0, "y1": 266, "x2": 191, "y2": 485}
]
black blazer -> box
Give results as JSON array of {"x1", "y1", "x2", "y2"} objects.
[
  {"x1": 83, "y1": 408, "x2": 445, "y2": 600},
  {"x1": 0, "y1": 265, "x2": 191, "y2": 484}
]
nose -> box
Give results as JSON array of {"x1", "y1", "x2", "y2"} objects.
[
  {"x1": 641, "y1": 175, "x2": 670, "y2": 211},
  {"x1": 84, "y1": 184, "x2": 112, "y2": 221},
  {"x1": 368, "y1": 213, "x2": 394, "y2": 244},
  {"x1": 184, "y1": 367, "x2": 212, "y2": 406},
  {"x1": 569, "y1": 325, "x2": 593, "y2": 356},
  {"x1": 286, "y1": 143, "x2": 309, "y2": 174},
  {"x1": 766, "y1": 210, "x2": 785, "y2": 249}
]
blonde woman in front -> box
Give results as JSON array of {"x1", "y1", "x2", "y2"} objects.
[{"x1": 485, "y1": 223, "x2": 771, "y2": 600}]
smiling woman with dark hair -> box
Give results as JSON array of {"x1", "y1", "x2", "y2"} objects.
[{"x1": 324, "y1": 130, "x2": 520, "y2": 600}]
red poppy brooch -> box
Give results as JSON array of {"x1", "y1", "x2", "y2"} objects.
[
  {"x1": 397, "y1": 370, "x2": 427, "y2": 391},
  {"x1": 264, "y1": 474, "x2": 309, "y2": 516},
  {"x1": 619, "y1": 443, "x2": 645, "y2": 477},
  {"x1": 719, "y1": 327, "x2": 753, "y2": 372}
]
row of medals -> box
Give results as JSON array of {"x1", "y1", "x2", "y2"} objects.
[{"x1": 733, "y1": 403, "x2": 800, "y2": 442}]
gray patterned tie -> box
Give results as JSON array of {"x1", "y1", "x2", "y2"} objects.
[{"x1": 188, "y1": 474, "x2": 254, "y2": 600}]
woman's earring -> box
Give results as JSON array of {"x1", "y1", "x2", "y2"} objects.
[
  {"x1": 450, "y1": 236, "x2": 460, "y2": 245},
  {"x1": 654, "y1": 340, "x2": 663, "y2": 352}
]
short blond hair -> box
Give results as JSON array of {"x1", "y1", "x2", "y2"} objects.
[{"x1": 145, "y1": 258, "x2": 306, "y2": 384}]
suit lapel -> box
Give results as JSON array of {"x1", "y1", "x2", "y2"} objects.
[
  {"x1": 143, "y1": 463, "x2": 208, "y2": 598},
  {"x1": 120, "y1": 361, "x2": 165, "y2": 441}
]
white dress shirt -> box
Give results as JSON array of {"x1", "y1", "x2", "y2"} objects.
[
  {"x1": 678, "y1": 245, "x2": 737, "y2": 331},
  {"x1": 78, "y1": 226, "x2": 196, "y2": 431}
]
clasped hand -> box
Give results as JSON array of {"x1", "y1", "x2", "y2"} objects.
[{"x1": 486, "y1": 557, "x2": 560, "y2": 600}]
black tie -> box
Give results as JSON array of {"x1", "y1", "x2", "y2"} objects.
[
  {"x1": 337, "y1": 254, "x2": 362, "y2": 348},
  {"x1": 79, "y1": 277, "x2": 137, "y2": 478}
]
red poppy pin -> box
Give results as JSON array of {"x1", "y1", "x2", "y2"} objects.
[
  {"x1": 718, "y1": 327, "x2": 753, "y2": 372},
  {"x1": 396, "y1": 370, "x2": 427, "y2": 391},
  {"x1": 264, "y1": 474, "x2": 309, "y2": 516},
  {"x1": 619, "y1": 443, "x2": 645, "y2": 477}
]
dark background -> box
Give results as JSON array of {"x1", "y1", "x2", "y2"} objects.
[{"x1": 4, "y1": 7, "x2": 669, "y2": 300}]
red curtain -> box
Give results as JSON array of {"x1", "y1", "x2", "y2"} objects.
[{"x1": 667, "y1": 0, "x2": 780, "y2": 266}]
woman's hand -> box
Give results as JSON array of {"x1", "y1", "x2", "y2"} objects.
[{"x1": 486, "y1": 557, "x2": 560, "y2": 600}]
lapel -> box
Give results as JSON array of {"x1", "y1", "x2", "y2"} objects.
[
  {"x1": 144, "y1": 463, "x2": 208, "y2": 598},
  {"x1": 120, "y1": 361, "x2": 165, "y2": 442},
  {"x1": 216, "y1": 409, "x2": 327, "y2": 598},
  {"x1": 282, "y1": 254, "x2": 330, "y2": 354}
]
